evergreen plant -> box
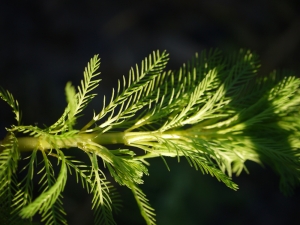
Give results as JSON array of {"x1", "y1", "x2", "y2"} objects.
[{"x1": 1, "y1": 49, "x2": 300, "y2": 224}]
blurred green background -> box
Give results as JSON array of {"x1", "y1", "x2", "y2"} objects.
[{"x1": 1, "y1": 0, "x2": 300, "y2": 224}]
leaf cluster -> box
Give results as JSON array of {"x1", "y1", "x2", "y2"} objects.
[{"x1": 1, "y1": 49, "x2": 300, "y2": 225}]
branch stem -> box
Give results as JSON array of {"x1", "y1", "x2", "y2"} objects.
[
  {"x1": 0, "y1": 129, "x2": 207, "y2": 153},
  {"x1": 0, "y1": 132, "x2": 126, "y2": 153}
]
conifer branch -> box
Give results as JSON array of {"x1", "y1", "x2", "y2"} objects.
[{"x1": 1, "y1": 49, "x2": 300, "y2": 224}]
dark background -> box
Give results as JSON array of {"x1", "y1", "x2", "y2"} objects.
[{"x1": 1, "y1": 0, "x2": 300, "y2": 224}]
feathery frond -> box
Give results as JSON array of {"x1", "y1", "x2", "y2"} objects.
[
  {"x1": 88, "y1": 152, "x2": 116, "y2": 225},
  {"x1": 64, "y1": 157, "x2": 90, "y2": 191},
  {"x1": 0, "y1": 87, "x2": 21, "y2": 125},
  {"x1": 130, "y1": 184, "x2": 156, "y2": 225},
  {"x1": 20, "y1": 149, "x2": 67, "y2": 224},
  {"x1": 0, "y1": 133, "x2": 20, "y2": 224},
  {"x1": 11, "y1": 150, "x2": 38, "y2": 221},
  {"x1": 65, "y1": 155, "x2": 122, "y2": 223},
  {"x1": 83, "y1": 50, "x2": 169, "y2": 132},
  {"x1": 74, "y1": 54, "x2": 101, "y2": 116},
  {"x1": 49, "y1": 54, "x2": 101, "y2": 133}
]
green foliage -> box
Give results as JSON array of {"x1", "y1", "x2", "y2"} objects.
[
  {"x1": 20, "y1": 149, "x2": 67, "y2": 224},
  {"x1": 0, "y1": 133, "x2": 20, "y2": 225},
  {"x1": 1, "y1": 49, "x2": 300, "y2": 224}
]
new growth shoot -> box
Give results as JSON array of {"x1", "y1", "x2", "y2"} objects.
[{"x1": 1, "y1": 49, "x2": 300, "y2": 225}]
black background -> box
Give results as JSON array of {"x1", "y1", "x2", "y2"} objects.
[{"x1": 1, "y1": 0, "x2": 300, "y2": 224}]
